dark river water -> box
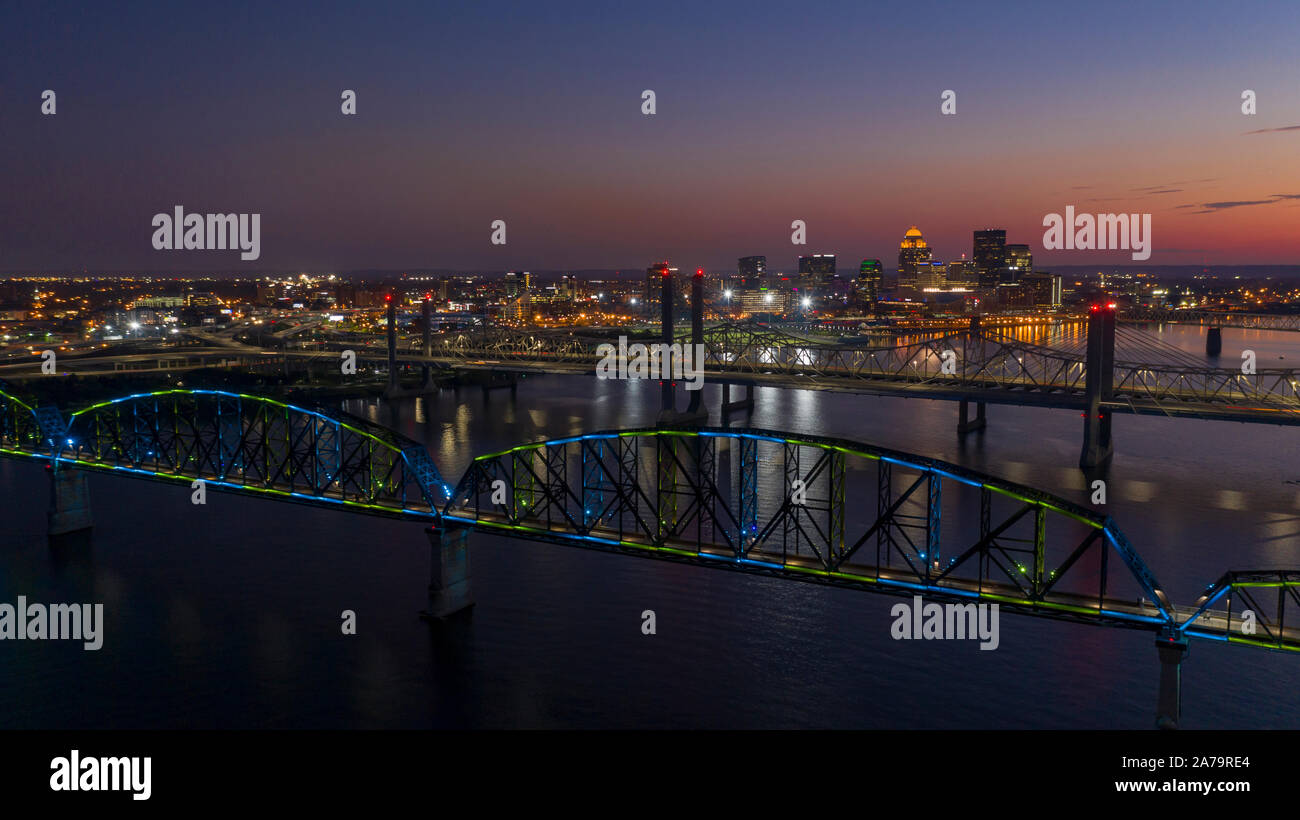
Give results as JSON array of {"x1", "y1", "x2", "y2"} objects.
[{"x1": 2, "y1": 323, "x2": 1298, "y2": 729}]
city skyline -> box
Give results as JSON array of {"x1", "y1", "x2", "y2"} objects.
[{"x1": 5, "y1": 0, "x2": 1300, "y2": 271}]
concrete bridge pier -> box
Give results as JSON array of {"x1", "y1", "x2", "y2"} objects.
[
  {"x1": 1154, "y1": 633, "x2": 1189, "y2": 730},
  {"x1": 47, "y1": 464, "x2": 93, "y2": 536},
  {"x1": 957, "y1": 399, "x2": 986, "y2": 434},
  {"x1": 1206, "y1": 326, "x2": 1222, "y2": 357},
  {"x1": 721, "y1": 383, "x2": 754, "y2": 415},
  {"x1": 1080, "y1": 405, "x2": 1113, "y2": 468},
  {"x1": 481, "y1": 372, "x2": 518, "y2": 399},
  {"x1": 421, "y1": 522, "x2": 473, "y2": 620}
]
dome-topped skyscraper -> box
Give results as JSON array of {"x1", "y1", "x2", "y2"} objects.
[{"x1": 898, "y1": 226, "x2": 933, "y2": 289}]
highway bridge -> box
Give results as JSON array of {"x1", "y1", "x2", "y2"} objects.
[
  {"x1": 6, "y1": 292, "x2": 1300, "y2": 469},
  {"x1": 1124, "y1": 307, "x2": 1300, "y2": 332}
]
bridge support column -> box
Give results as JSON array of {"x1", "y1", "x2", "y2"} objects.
[
  {"x1": 1154, "y1": 634, "x2": 1189, "y2": 730},
  {"x1": 1206, "y1": 326, "x2": 1222, "y2": 357},
  {"x1": 721, "y1": 383, "x2": 754, "y2": 415},
  {"x1": 385, "y1": 296, "x2": 398, "y2": 394},
  {"x1": 47, "y1": 464, "x2": 93, "y2": 536},
  {"x1": 421, "y1": 297, "x2": 433, "y2": 387},
  {"x1": 685, "y1": 269, "x2": 706, "y2": 419},
  {"x1": 1079, "y1": 304, "x2": 1116, "y2": 469},
  {"x1": 422, "y1": 523, "x2": 473, "y2": 620},
  {"x1": 660, "y1": 266, "x2": 675, "y2": 415},
  {"x1": 481, "y1": 372, "x2": 518, "y2": 397},
  {"x1": 957, "y1": 399, "x2": 985, "y2": 434}
]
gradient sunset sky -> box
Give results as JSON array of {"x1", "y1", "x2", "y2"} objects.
[{"x1": 3, "y1": 0, "x2": 1299, "y2": 272}]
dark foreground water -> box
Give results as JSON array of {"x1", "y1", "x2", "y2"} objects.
[{"x1": 1, "y1": 324, "x2": 1298, "y2": 729}]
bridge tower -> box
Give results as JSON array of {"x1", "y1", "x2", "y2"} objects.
[
  {"x1": 1079, "y1": 303, "x2": 1116, "y2": 469},
  {"x1": 386, "y1": 294, "x2": 398, "y2": 393},
  {"x1": 422, "y1": 295, "x2": 434, "y2": 387},
  {"x1": 660, "y1": 266, "x2": 675, "y2": 415},
  {"x1": 686, "y1": 269, "x2": 705, "y2": 417},
  {"x1": 957, "y1": 315, "x2": 987, "y2": 435},
  {"x1": 656, "y1": 267, "x2": 709, "y2": 425}
]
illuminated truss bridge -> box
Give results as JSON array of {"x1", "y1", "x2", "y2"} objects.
[
  {"x1": 396, "y1": 317, "x2": 1300, "y2": 425},
  {"x1": 2, "y1": 385, "x2": 1296, "y2": 725},
  {"x1": 1124, "y1": 307, "x2": 1300, "y2": 333}
]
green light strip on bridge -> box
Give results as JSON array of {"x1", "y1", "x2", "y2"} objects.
[
  {"x1": 1231, "y1": 582, "x2": 1300, "y2": 588},
  {"x1": 0, "y1": 390, "x2": 35, "y2": 412},
  {"x1": 1227, "y1": 636, "x2": 1300, "y2": 652}
]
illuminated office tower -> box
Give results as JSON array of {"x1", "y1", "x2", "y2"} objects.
[
  {"x1": 974, "y1": 229, "x2": 1007, "y2": 287},
  {"x1": 797, "y1": 254, "x2": 837, "y2": 285},
  {"x1": 857, "y1": 259, "x2": 883, "y2": 309},
  {"x1": 946, "y1": 260, "x2": 976, "y2": 286},
  {"x1": 897, "y1": 226, "x2": 932, "y2": 289},
  {"x1": 1022, "y1": 272, "x2": 1062, "y2": 306},
  {"x1": 738, "y1": 256, "x2": 767, "y2": 289},
  {"x1": 916, "y1": 261, "x2": 947, "y2": 290},
  {"x1": 1005, "y1": 244, "x2": 1032, "y2": 281}
]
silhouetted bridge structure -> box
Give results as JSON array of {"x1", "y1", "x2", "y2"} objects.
[
  {"x1": 1, "y1": 384, "x2": 1296, "y2": 728},
  {"x1": 9, "y1": 292, "x2": 1300, "y2": 469},
  {"x1": 364, "y1": 284, "x2": 1300, "y2": 470},
  {"x1": 1124, "y1": 307, "x2": 1300, "y2": 333}
]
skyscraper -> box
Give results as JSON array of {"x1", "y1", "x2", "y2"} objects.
[
  {"x1": 857, "y1": 259, "x2": 882, "y2": 310},
  {"x1": 946, "y1": 260, "x2": 976, "y2": 286},
  {"x1": 738, "y1": 256, "x2": 766, "y2": 289},
  {"x1": 645, "y1": 262, "x2": 675, "y2": 309},
  {"x1": 797, "y1": 254, "x2": 836, "y2": 282},
  {"x1": 916, "y1": 261, "x2": 946, "y2": 290},
  {"x1": 1022, "y1": 272, "x2": 1062, "y2": 306},
  {"x1": 898, "y1": 226, "x2": 932, "y2": 289},
  {"x1": 974, "y1": 229, "x2": 1007, "y2": 287},
  {"x1": 1005, "y1": 244, "x2": 1032, "y2": 280}
]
